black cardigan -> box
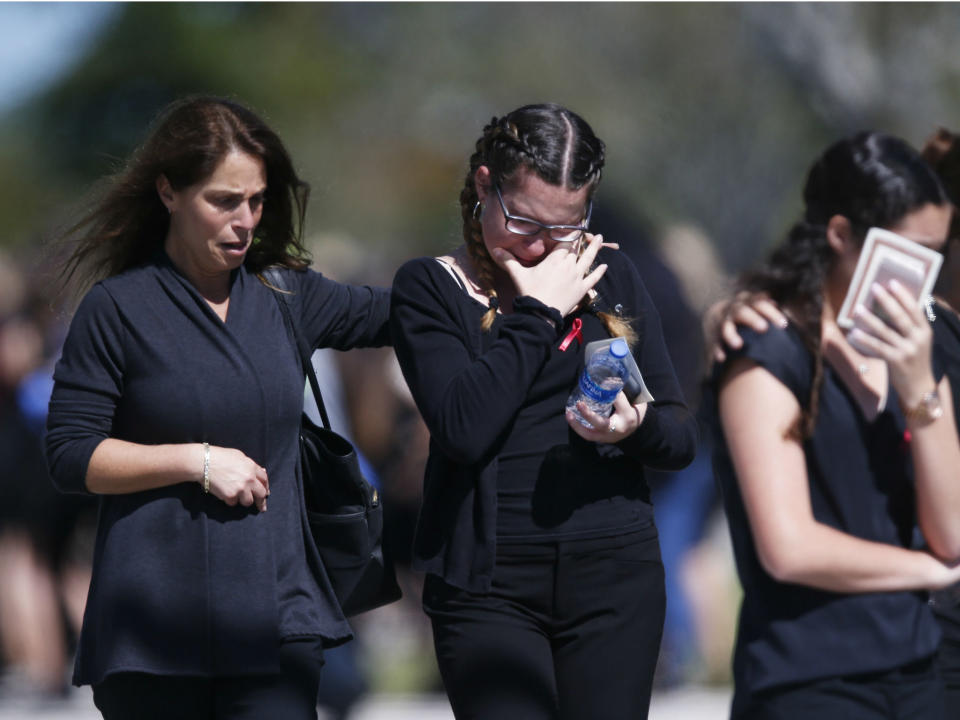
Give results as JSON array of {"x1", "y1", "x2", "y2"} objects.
[
  {"x1": 46, "y1": 254, "x2": 389, "y2": 686},
  {"x1": 390, "y1": 249, "x2": 697, "y2": 591}
]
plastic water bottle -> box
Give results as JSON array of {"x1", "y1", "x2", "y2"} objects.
[{"x1": 565, "y1": 338, "x2": 630, "y2": 428}]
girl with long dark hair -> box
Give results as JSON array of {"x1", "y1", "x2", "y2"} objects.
[{"x1": 713, "y1": 132, "x2": 960, "y2": 719}]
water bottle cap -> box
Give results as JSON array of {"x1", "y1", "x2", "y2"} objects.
[{"x1": 610, "y1": 338, "x2": 629, "y2": 358}]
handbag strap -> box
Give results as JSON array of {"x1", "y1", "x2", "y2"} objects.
[{"x1": 264, "y1": 268, "x2": 333, "y2": 431}]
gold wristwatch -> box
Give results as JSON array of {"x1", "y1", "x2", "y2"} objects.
[{"x1": 903, "y1": 390, "x2": 944, "y2": 425}]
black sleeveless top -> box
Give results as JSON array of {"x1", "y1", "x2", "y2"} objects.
[{"x1": 711, "y1": 325, "x2": 941, "y2": 714}]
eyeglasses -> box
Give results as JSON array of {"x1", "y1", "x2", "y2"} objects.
[{"x1": 494, "y1": 185, "x2": 591, "y2": 243}]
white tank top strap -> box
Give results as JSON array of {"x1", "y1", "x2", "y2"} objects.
[{"x1": 434, "y1": 257, "x2": 469, "y2": 293}]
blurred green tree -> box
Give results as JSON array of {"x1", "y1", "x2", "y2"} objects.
[{"x1": 2, "y1": 2, "x2": 960, "y2": 276}]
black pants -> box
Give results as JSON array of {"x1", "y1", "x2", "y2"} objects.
[
  {"x1": 736, "y1": 656, "x2": 944, "y2": 720},
  {"x1": 424, "y1": 530, "x2": 665, "y2": 720},
  {"x1": 938, "y1": 635, "x2": 960, "y2": 718},
  {"x1": 92, "y1": 639, "x2": 325, "y2": 720}
]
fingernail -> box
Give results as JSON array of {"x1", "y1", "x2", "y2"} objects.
[
  {"x1": 889, "y1": 279, "x2": 902, "y2": 292},
  {"x1": 778, "y1": 318, "x2": 789, "y2": 329},
  {"x1": 854, "y1": 305, "x2": 865, "y2": 317}
]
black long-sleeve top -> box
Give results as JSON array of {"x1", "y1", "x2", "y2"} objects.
[
  {"x1": 390, "y1": 248, "x2": 697, "y2": 591},
  {"x1": 45, "y1": 254, "x2": 389, "y2": 686}
]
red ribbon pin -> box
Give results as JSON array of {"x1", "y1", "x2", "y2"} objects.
[{"x1": 559, "y1": 317, "x2": 583, "y2": 351}]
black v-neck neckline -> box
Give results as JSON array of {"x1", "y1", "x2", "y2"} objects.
[{"x1": 159, "y1": 250, "x2": 242, "y2": 326}]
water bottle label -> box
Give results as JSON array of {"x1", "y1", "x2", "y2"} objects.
[{"x1": 579, "y1": 373, "x2": 620, "y2": 404}]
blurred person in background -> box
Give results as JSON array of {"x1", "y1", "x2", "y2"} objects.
[
  {"x1": 653, "y1": 224, "x2": 739, "y2": 684},
  {"x1": 0, "y1": 273, "x2": 94, "y2": 702},
  {"x1": 711, "y1": 132, "x2": 960, "y2": 719},
  {"x1": 338, "y1": 314, "x2": 442, "y2": 696},
  {"x1": 390, "y1": 103, "x2": 697, "y2": 719},
  {"x1": 592, "y1": 208, "x2": 722, "y2": 688},
  {"x1": 44, "y1": 95, "x2": 391, "y2": 719},
  {"x1": 301, "y1": 236, "x2": 442, "y2": 700},
  {"x1": 303, "y1": 348, "x2": 369, "y2": 720}
]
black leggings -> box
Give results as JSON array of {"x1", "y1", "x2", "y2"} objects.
[
  {"x1": 92, "y1": 638, "x2": 325, "y2": 720},
  {"x1": 424, "y1": 530, "x2": 665, "y2": 720}
]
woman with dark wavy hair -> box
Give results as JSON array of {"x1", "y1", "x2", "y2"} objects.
[
  {"x1": 45, "y1": 96, "x2": 390, "y2": 719},
  {"x1": 712, "y1": 132, "x2": 960, "y2": 719},
  {"x1": 390, "y1": 103, "x2": 697, "y2": 718}
]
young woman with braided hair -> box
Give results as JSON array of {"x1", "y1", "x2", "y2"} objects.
[
  {"x1": 712, "y1": 132, "x2": 960, "y2": 719},
  {"x1": 391, "y1": 103, "x2": 697, "y2": 718}
]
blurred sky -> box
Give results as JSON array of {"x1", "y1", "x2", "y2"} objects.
[{"x1": 0, "y1": 3, "x2": 117, "y2": 117}]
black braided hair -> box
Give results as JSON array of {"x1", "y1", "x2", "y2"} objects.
[{"x1": 740, "y1": 131, "x2": 948, "y2": 438}]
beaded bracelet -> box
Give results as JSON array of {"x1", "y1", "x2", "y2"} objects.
[{"x1": 202, "y1": 442, "x2": 211, "y2": 494}]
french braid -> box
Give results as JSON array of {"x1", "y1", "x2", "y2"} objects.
[{"x1": 458, "y1": 105, "x2": 634, "y2": 343}]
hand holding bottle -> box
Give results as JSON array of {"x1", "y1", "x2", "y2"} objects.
[
  {"x1": 567, "y1": 391, "x2": 648, "y2": 442},
  {"x1": 565, "y1": 337, "x2": 648, "y2": 441}
]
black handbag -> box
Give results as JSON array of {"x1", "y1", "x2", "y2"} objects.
[{"x1": 266, "y1": 269, "x2": 401, "y2": 617}]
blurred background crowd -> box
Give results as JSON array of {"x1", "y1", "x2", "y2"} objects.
[{"x1": 2, "y1": 2, "x2": 960, "y2": 717}]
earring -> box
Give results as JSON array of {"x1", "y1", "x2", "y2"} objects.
[{"x1": 473, "y1": 200, "x2": 483, "y2": 221}]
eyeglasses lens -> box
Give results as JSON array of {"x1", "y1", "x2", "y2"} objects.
[{"x1": 549, "y1": 228, "x2": 582, "y2": 243}]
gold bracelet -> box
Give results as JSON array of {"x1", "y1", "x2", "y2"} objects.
[
  {"x1": 202, "y1": 442, "x2": 210, "y2": 494},
  {"x1": 902, "y1": 390, "x2": 943, "y2": 426}
]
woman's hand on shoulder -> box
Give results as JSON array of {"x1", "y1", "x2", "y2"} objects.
[
  {"x1": 706, "y1": 292, "x2": 789, "y2": 363},
  {"x1": 206, "y1": 446, "x2": 270, "y2": 512},
  {"x1": 492, "y1": 233, "x2": 608, "y2": 317},
  {"x1": 565, "y1": 391, "x2": 647, "y2": 443}
]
